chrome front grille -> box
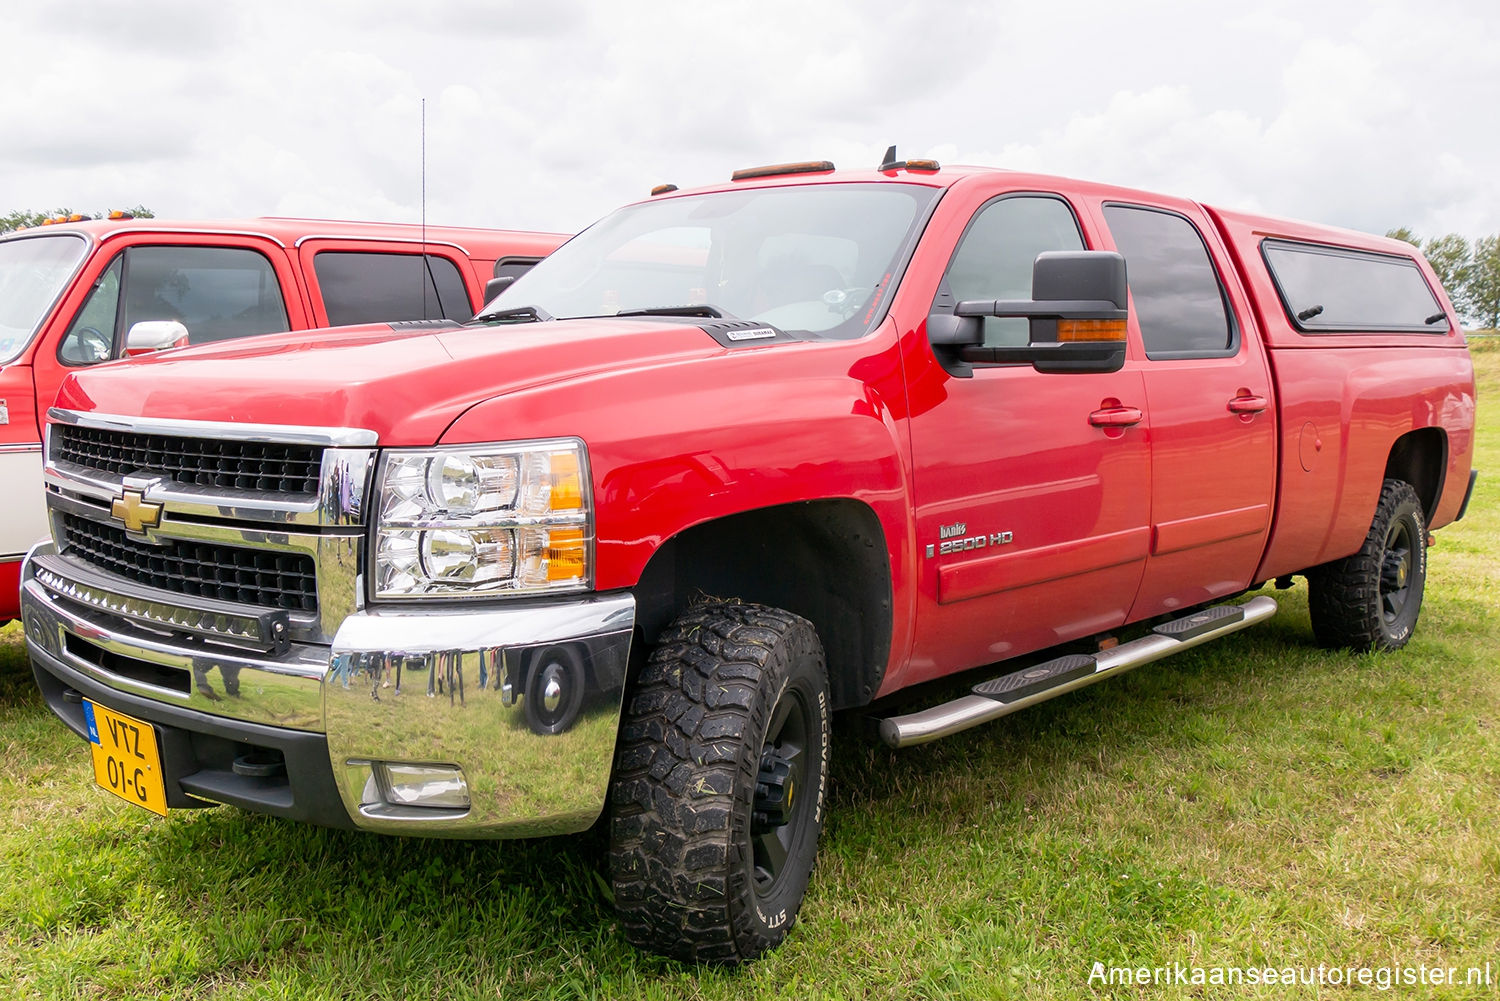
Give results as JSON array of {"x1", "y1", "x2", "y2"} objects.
[
  {"x1": 42, "y1": 409, "x2": 377, "y2": 650},
  {"x1": 59, "y1": 512, "x2": 318, "y2": 612},
  {"x1": 52, "y1": 424, "x2": 324, "y2": 495}
]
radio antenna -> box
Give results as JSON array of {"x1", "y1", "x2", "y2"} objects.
[{"x1": 421, "y1": 97, "x2": 430, "y2": 319}]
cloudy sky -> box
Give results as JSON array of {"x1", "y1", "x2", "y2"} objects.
[{"x1": 4, "y1": 0, "x2": 1497, "y2": 242}]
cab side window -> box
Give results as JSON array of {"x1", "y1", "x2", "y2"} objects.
[
  {"x1": 315, "y1": 252, "x2": 473, "y2": 325},
  {"x1": 121, "y1": 246, "x2": 290, "y2": 347},
  {"x1": 1102, "y1": 205, "x2": 1234, "y2": 357},
  {"x1": 942, "y1": 195, "x2": 1086, "y2": 347}
]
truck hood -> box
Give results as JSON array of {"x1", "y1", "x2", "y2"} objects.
[{"x1": 53, "y1": 319, "x2": 725, "y2": 445}]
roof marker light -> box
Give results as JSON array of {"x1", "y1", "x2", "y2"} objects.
[
  {"x1": 730, "y1": 160, "x2": 836, "y2": 182},
  {"x1": 650, "y1": 184, "x2": 678, "y2": 196},
  {"x1": 879, "y1": 145, "x2": 940, "y2": 173}
]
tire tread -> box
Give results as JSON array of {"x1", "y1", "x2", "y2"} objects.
[{"x1": 609, "y1": 600, "x2": 825, "y2": 964}]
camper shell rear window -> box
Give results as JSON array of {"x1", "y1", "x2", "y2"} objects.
[{"x1": 1261, "y1": 240, "x2": 1447, "y2": 333}]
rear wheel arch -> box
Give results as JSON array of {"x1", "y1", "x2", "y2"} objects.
[
  {"x1": 1383, "y1": 427, "x2": 1447, "y2": 523},
  {"x1": 630, "y1": 499, "x2": 894, "y2": 710}
]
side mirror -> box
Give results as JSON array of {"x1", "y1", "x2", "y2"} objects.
[
  {"x1": 482, "y1": 275, "x2": 516, "y2": 305},
  {"x1": 931, "y1": 251, "x2": 1129, "y2": 375},
  {"x1": 124, "y1": 320, "x2": 190, "y2": 356}
]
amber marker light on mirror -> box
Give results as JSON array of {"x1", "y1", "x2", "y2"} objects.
[{"x1": 1058, "y1": 318, "x2": 1128, "y2": 342}]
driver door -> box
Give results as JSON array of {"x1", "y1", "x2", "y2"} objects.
[
  {"x1": 32, "y1": 235, "x2": 305, "y2": 419},
  {"x1": 903, "y1": 190, "x2": 1151, "y2": 685}
]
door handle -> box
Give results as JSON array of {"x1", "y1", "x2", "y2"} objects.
[
  {"x1": 1088, "y1": 406, "x2": 1143, "y2": 428},
  {"x1": 1227, "y1": 394, "x2": 1268, "y2": 415}
]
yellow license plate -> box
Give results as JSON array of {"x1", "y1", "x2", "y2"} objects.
[{"x1": 83, "y1": 701, "x2": 168, "y2": 817}]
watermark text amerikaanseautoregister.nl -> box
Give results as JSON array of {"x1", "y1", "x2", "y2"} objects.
[{"x1": 1088, "y1": 960, "x2": 1494, "y2": 990}]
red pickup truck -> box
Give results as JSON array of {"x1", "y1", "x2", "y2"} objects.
[
  {"x1": 18, "y1": 156, "x2": 1478, "y2": 964},
  {"x1": 0, "y1": 216, "x2": 566, "y2": 621}
]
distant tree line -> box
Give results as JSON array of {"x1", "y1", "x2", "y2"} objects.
[
  {"x1": 1387, "y1": 227, "x2": 1500, "y2": 331},
  {"x1": 1, "y1": 205, "x2": 155, "y2": 235}
]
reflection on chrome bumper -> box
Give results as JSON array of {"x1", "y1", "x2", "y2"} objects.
[
  {"x1": 326, "y1": 594, "x2": 635, "y2": 837},
  {"x1": 21, "y1": 543, "x2": 327, "y2": 731},
  {"x1": 23, "y1": 541, "x2": 636, "y2": 838}
]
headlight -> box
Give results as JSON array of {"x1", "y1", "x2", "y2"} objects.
[{"x1": 373, "y1": 439, "x2": 591, "y2": 599}]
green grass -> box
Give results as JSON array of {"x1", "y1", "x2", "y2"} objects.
[{"x1": 2, "y1": 347, "x2": 1496, "y2": 999}]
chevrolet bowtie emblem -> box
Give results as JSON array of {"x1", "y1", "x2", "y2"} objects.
[{"x1": 111, "y1": 490, "x2": 163, "y2": 533}]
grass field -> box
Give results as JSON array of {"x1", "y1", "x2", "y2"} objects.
[{"x1": 1, "y1": 345, "x2": 1495, "y2": 1000}]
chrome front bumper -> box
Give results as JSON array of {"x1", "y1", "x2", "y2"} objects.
[{"x1": 21, "y1": 543, "x2": 635, "y2": 838}]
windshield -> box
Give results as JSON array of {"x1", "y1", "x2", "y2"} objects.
[
  {"x1": 0, "y1": 234, "x2": 89, "y2": 365},
  {"x1": 484, "y1": 183, "x2": 938, "y2": 338}
]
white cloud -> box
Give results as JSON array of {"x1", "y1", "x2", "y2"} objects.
[{"x1": 1, "y1": 0, "x2": 1496, "y2": 241}]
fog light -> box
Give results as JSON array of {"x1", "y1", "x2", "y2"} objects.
[{"x1": 376, "y1": 763, "x2": 470, "y2": 809}]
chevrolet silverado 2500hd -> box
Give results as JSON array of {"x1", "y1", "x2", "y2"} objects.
[{"x1": 19, "y1": 155, "x2": 1478, "y2": 963}]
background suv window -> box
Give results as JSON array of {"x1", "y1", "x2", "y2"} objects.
[
  {"x1": 121, "y1": 245, "x2": 289, "y2": 346},
  {"x1": 315, "y1": 252, "x2": 472, "y2": 325},
  {"x1": 60, "y1": 245, "x2": 290, "y2": 365},
  {"x1": 59, "y1": 257, "x2": 123, "y2": 365}
]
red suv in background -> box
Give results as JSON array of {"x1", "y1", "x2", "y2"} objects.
[{"x1": 0, "y1": 216, "x2": 567, "y2": 621}]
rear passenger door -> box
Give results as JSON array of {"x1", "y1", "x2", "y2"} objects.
[
  {"x1": 1090, "y1": 201, "x2": 1277, "y2": 618},
  {"x1": 298, "y1": 241, "x2": 480, "y2": 327}
]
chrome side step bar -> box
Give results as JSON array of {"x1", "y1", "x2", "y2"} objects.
[{"x1": 877, "y1": 595, "x2": 1278, "y2": 748}]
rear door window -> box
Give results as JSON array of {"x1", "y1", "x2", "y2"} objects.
[
  {"x1": 1261, "y1": 241, "x2": 1445, "y2": 332},
  {"x1": 314, "y1": 252, "x2": 473, "y2": 325},
  {"x1": 1103, "y1": 204, "x2": 1235, "y2": 358}
]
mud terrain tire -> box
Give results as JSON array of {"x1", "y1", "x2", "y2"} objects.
[
  {"x1": 608, "y1": 601, "x2": 830, "y2": 964},
  {"x1": 1309, "y1": 478, "x2": 1427, "y2": 651}
]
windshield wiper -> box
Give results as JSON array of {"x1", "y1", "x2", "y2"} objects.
[
  {"x1": 615, "y1": 304, "x2": 731, "y2": 319},
  {"x1": 475, "y1": 304, "x2": 555, "y2": 323}
]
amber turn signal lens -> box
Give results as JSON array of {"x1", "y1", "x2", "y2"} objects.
[
  {"x1": 1058, "y1": 318, "x2": 1127, "y2": 342},
  {"x1": 548, "y1": 451, "x2": 583, "y2": 511},
  {"x1": 545, "y1": 528, "x2": 587, "y2": 582}
]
